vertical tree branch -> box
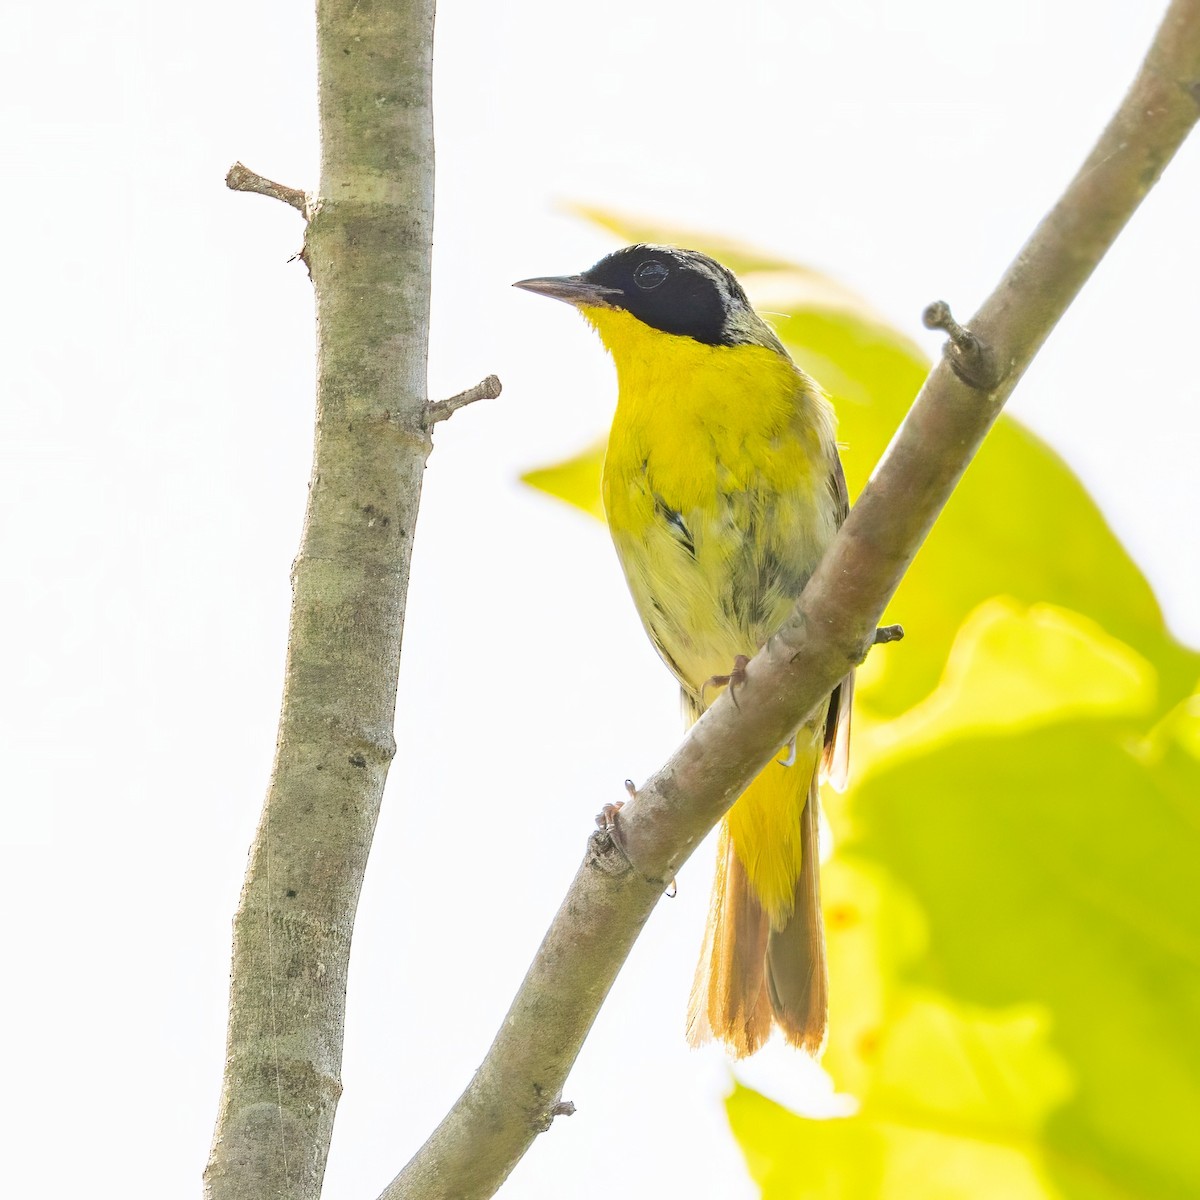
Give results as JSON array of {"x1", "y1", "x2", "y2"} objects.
[{"x1": 205, "y1": 1, "x2": 437, "y2": 1198}]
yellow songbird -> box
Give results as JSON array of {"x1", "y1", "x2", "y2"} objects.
[{"x1": 516, "y1": 245, "x2": 851, "y2": 1057}]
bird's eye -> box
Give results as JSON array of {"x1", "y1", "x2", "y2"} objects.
[{"x1": 633, "y1": 260, "x2": 669, "y2": 290}]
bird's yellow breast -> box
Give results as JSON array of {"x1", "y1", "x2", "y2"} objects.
[{"x1": 586, "y1": 306, "x2": 839, "y2": 699}]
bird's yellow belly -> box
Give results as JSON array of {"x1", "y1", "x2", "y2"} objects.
[
  {"x1": 604, "y1": 452, "x2": 836, "y2": 702},
  {"x1": 593, "y1": 312, "x2": 841, "y2": 930},
  {"x1": 604, "y1": 452, "x2": 834, "y2": 925}
]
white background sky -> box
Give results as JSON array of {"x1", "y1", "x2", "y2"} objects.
[{"x1": 2, "y1": 1, "x2": 1197, "y2": 1197}]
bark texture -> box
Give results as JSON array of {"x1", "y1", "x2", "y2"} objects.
[{"x1": 205, "y1": 2, "x2": 437, "y2": 1198}]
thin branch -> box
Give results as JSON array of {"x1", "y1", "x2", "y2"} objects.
[
  {"x1": 225, "y1": 161, "x2": 309, "y2": 216},
  {"x1": 423, "y1": 374, "x2": 503, "y2": 426},
  {"x1": 380, "y1": 3, "x2": 1200, "y2": 1198},
  {"x1": 205, "y1": 1, "x2": 436, "y2": 1199}
]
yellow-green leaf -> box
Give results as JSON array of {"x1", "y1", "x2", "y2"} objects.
[
  {"x1": 519, "y1": 440, "x2": 606, "y2": 521},
  {"x1": 738, "y1": 610, "x2": 1200, "y2": 1198},
  {"x1": 858, "y1": 599, "x2": 1157, "y2": 770},
  {"x1": 727, "y1": 996, "x2": 1075, "y2": 1200}
]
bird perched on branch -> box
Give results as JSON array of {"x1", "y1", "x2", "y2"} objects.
[{"x1": 516, "y1": 245, "x2": 851, "y2": 1057}]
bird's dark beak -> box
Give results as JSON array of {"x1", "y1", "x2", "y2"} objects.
[{"x1": 512, "y1": 274, "x2": 622, "y2": 307}]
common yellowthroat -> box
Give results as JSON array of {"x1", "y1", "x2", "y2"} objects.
[{"x1": 516, "y1": 245, "x2": 850, "y2": 1057}]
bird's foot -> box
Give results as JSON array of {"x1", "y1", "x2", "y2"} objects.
[
  {"x1": 595, "y1": 799, "x2": 625, "y2": 831},
  {"x1": 778, "y1": 736, "x2": 797, "y2": 767},
  {"x1": 701, "y1": 654, "x2": 751, "y2": 709},
  {"x1": 598, "y1": 784, "x2": 673, "y2": 895}
]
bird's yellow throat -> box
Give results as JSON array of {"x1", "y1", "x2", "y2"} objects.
[{"x1": 581, "y1": 304, "x2": 832, "y2": 526}]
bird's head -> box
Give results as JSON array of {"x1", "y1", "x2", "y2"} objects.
[{"x1": 514, "y1": 244, "x2": 784, "y2": 353}]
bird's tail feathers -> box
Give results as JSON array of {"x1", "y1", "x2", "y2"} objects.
[
  {"x1": 686, "y1": 824, "x2": 773, "y2": 1058},
  {"x1": 765, "y1": 774, "x2": 828, "y2": 1055},
  {"x1": 687, "y1": 778, "x2": 828, "y2": 1058},
  {"x1": 682, "y1": 685, "x2": 829, "y2": 1057}
]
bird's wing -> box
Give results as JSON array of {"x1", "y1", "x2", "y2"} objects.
[{"x1": 821, "y1": 453, "x2": 853, "y2": 791}]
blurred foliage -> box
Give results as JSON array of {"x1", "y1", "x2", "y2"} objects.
[
  {"x1": 522, "y1": 212, "x2": 1200, "y2": 1198},
  {"x1": 520, "y1": 442, "x2": 607, "y2": 522}
]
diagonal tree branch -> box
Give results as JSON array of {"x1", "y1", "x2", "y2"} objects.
[
  {"x1": 381, "y1": 3, "x2": 1200, "y2": 1197},
  {"x1": 205, "y1": 1, "x2": 438, "y2": 1198}
]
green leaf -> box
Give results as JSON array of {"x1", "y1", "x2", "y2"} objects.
[
  {"x1": 780, "y1": 605, "x2": 1200, "y2": 1200},
  {"x1": 727, "y1": 995, "x2": 1076, "y2": 1200},
  {"x1": 858, "y1": 599, "x2": 1157, "y2": 770},
  {"x1": 519, "y1": 440, "x2": 606, "y2": 521},
  {"x1": 844, "y1": 743, "x2": 1200, "y2": 1196},
  {"x1": 562, "y1": 203, "x2": 835, "y2": 277}
]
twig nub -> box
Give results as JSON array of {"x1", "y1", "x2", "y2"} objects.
[{"x1": 923, "y1": 300, "x2": 1002, "y2": 391}]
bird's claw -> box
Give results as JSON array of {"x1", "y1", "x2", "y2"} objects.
[
  {"x1": 701, "y1": 654, "x2": 751, "y2": 709},
  {"x1": 777, "y1": 736, "x2": 797, "y2": 767},
  {"x1": 595, "y1": 799, "x2": 625, "y2": 831}
]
